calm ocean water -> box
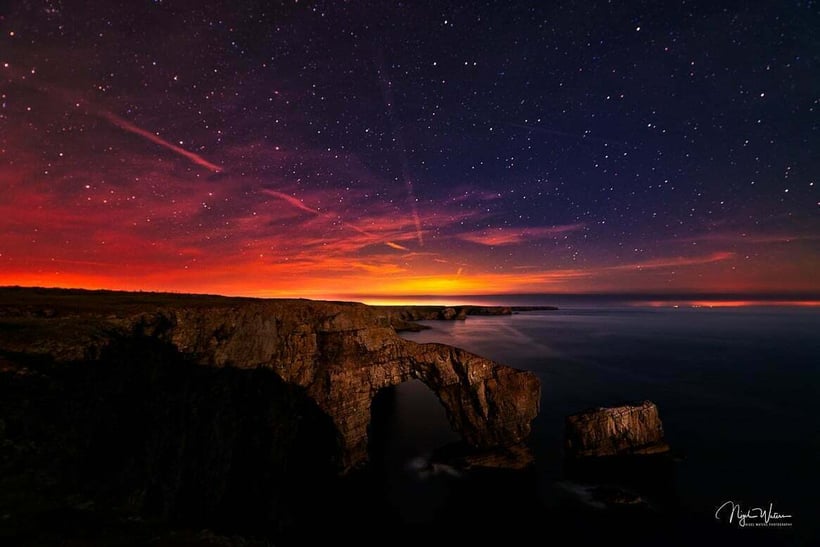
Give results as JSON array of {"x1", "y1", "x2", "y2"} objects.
[{"x1": 383, "y1": 301, "x2": 819, "y2": 545}]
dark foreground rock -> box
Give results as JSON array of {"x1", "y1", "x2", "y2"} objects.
[
  {"x1": 565, "y1": 401, "x2": 670, "y2": 458},
  {"x1": 0, "y1": 338, "x2": 339, "y2": 540}
]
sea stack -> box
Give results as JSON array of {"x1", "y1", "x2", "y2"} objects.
[{"x1": 564, "y1": 401, "x2": 670, "y2": 458}]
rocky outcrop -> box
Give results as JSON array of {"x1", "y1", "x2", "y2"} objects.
[
  {"x1": 564, "y1": 401, "x2": 669, "y2": 458},
  {"x1": 378, "y1": 306, "x2": 471, "y2": 331},
  {"x1": 0, "y1": 288, "x2": 540, "y2": 471},
  {"x1": 379, "y1": 304, "x2": 557, "y2": 331}
]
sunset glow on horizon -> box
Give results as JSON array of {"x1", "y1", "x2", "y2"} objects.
[{"x1": 1, "y1": 2, "x2": 817, "y2": 301}]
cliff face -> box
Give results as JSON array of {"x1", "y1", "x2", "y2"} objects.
[
  {"x1": 147, "y1": 302, "x2": 539, "y2": 468},
  {"x1": 564, "y1": 401, "x2": 669, "y2": 458},
  {"x1": 0, "y1": 289, "x2": 540, "y2": 470},
  {"x1": 378, "y1": 304, "x2": 559, "y2": 331}
]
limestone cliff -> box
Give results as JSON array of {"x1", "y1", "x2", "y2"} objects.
[
  {"x1": 377, "y1": 304, "x2": 558, "y2": 331},
  {"x1": 564, "y1": 401, "x2": 669, "y2": 458},
  {"x1": 0, "y1": 288, "x2": 540, "y2": 470}
]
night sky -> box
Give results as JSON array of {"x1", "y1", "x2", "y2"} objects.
[{"x1": 1, "y1": 1, "x2": 818, "y2": 299}]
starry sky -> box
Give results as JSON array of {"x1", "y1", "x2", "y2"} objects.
[{"x1": 1, "y1": 1, "x2": 818, "y2": 299}]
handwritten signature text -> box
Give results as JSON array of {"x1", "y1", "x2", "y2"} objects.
[{"x1": 715, "y1": 501, "x2": 792, "y2": 528}]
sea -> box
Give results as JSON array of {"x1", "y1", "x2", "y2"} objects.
[{"x1": 365, "y1": 296, "x2": 819, "y2": 545}]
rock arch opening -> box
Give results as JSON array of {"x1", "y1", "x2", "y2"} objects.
[
  {"x1": 367, "y1": 379, "x2": 463, "y2": 523},
  {"x1": 368, "y1": 379, "x2": 461, "y2": 468}
]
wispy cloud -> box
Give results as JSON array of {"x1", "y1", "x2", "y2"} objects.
[
  {"x1": 99, "y1": 111, "x2": 223, "y2": 173},
  {"x1": 260, "y1": 189, "x2": 322, "y2": 216},
  {"x1": 385, "y1": 241, "x2": 410, "y2": 251},
  {"x1": 458, "y1": 224, "x2": 586, "y2": 246},
  {"x1": 606, "y1": 252, "x2": 735, "y2": 271},
  {"x1": 4, "y1": 65, "x2": 223, "y2": 173}
]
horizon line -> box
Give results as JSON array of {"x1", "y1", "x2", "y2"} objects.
[{"x1": 2, "y1": 285, "x2": 819, "y2": 305}]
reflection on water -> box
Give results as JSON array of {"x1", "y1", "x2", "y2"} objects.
[
  {"x1": 365, "y1": 380, "x2": 544, "y2": 543},
  {"x1": 368, "y1": 380, "x2": 460, "y2": 523},
  {"x1": 398, "y1": 306, "x2": 820, "y2": 544}
]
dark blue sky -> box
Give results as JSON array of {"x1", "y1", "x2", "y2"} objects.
[{"x1": 1, "y1": 1, "x2": 817, "y2": 296}]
